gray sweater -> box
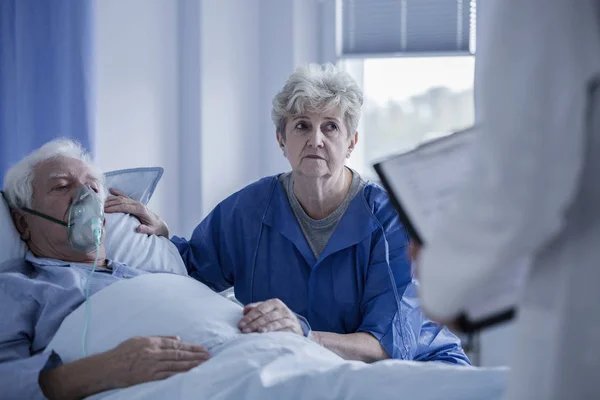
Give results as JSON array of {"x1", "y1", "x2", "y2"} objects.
[{"x1": 279, "y1": 169, "x2": 366, "y2": 259}]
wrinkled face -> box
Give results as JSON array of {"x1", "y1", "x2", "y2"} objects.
[
  {"x1": 278, "y1": 108, "x2": 358, "y2": 178},
  {"x1": 14, "y1": 156, "x2": 104, "y2": 259}
]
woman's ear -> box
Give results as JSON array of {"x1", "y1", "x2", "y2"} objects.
[
  {"x1": 276, "y1": 132, "x2": 287, "y2": 157},
  {"x1": 11, "y1": 210, "x2": 31, "y2": 240},
  {"x1": 348, "y1": 132, "x2": 359, "y2": 151},
  {"x1": 276, "y1": 132, "x2": 285, "y2": 148}
]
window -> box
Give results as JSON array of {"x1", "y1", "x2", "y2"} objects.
[{"x1": 343, "y1": 56, "x2": 475, "y2": 178}]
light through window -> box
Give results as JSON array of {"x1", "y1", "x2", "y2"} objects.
[{"x1": 343, "y1": 56, "x2": 475, "y2": 178}]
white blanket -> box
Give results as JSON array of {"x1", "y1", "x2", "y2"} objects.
[{"x1": 46, "y1": 274, "x2": 507, "y2": 400}]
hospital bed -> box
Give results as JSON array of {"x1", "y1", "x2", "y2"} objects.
[
  {"x1": 0, "y1": 168, "x2": 507, "y2": 399},
  {"x1": 49, "y1": 273, "x2": 507, "y2": 400}
]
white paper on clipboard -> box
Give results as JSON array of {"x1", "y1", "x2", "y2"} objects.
[
  {"x1": 374, "y1": 128, "x2": 476, "y2": 243},
  {"x1": 373, "y1": 127, "x2": 527, "y2": 330}
]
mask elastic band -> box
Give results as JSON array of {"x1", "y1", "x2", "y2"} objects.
[{"x1": 20, "y1": 207, "x2": 72, "y2": 227}]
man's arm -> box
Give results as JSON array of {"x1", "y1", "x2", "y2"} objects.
[
  {"x1": 0, "y1": 293, "x2": 210, "y2": 399},
  {"x1": 39, "y1": 336, "x2": 211, "y2": 400},
  {"x1": 0, "y1": 353, "x2": 61, "y2": 400},
  {"x1": 38, "y1": 351, "x2": 114, "y2": 399},
  {"x1": 0, "y1": 293, "x2": 61, "y2": 400}
]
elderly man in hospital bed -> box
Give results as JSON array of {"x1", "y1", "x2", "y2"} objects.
[
  {"x1": 0, "y1": 139, "x2": 212, "y2": 399},
  {"x1": 0, "y1": 139, "x2": 506, "y2": 400}
]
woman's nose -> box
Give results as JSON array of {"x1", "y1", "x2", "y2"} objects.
[{"x1": 307, "y1": 127, "x2": 325, "y2": 147}]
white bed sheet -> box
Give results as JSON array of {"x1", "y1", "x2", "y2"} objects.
[{"x1": 46, "y1": 274, "x2": 507, "y2": 400}]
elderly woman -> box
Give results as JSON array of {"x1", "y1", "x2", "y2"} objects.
[{"x1": 106, "y1": 64, "x2": 469, "y2": 364}]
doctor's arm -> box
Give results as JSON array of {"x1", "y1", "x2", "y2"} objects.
[{"x1": 419, "y1": 0, "x2": 599, "y2": 320}]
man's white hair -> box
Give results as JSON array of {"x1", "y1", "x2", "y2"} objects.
[
  {"x1": 3, "y1": 138, "x2": 105, "y2": 209},
  {"x1": 271, "y1": 63, "x2": 364, "y2": 138}
]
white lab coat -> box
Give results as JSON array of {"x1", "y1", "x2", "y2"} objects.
[{"x1": 419, "y1": 1, "x2": 600, "y2": 398}]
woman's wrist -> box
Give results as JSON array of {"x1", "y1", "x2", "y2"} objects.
[{"x1": 310, "y1": 331, "x2": 323, "y2": 346}]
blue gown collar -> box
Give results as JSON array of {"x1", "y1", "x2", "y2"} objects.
[{"x1": 262, "y1": 176, "x2": 379, "y2": 266}]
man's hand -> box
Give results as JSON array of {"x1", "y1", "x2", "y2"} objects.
[
  {"x1": 238, "y1": 299, "x2": 303, "y2": 336},
  {"x1": 105, "y1": 336, "x2": 210, "y2": 387},
  {"x1": 39, "y1": 336, "x2": 210, "y2": 400},
  {"x1": 104, "y1": 188, "x2": 169, "y2": 237}
]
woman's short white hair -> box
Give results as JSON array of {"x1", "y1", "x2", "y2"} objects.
[
  {"x1": 271, "y1": 63, "x2": 364, "y2": 138},
  {"x1": 3, "y1": 138, "x2": 105, "y2": 209}
]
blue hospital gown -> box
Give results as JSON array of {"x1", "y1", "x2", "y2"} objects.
[
  {"x1": 172, "y1": 175, "x2": 470, "y2": 364},
  {"x1": 0, "y1": 252, "x2": 147, "y2": 400}
]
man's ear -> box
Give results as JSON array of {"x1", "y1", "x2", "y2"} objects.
[{"x1": 11, "y1": 209, "x2": 31, "y2": 240}]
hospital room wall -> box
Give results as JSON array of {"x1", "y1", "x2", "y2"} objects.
[
  {"x1": 258, "y1": 0, "x2": 322, "y2": 177},
  {"x1": 93, "y1": 0, "x2": 256, "y2": 237},
  {"x1": 93, "y1": 0, "x2": 181, "y2": 235},
  {"x1": 91, "y1": 0, "x2": 512, "y2": 367},
  {"x1": 92, "y1": 0, "x2": 321, "y2": 237},
  {"x1": 195, "y1": 0, "x2": 322, "y2": 229},
  {"x1": 197, "y1": 0, "x2": 262, "y2": 227}
]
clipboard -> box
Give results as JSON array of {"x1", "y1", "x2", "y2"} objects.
[{"x1": 373, "y1": 128, "x2": 518, "y2": 333}]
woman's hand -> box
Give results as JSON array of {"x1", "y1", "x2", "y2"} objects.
[
  {"x1": 238, "y1": 299, "x2": 303, "y2": 336},
  {"x1": 104, "y1": 188, "x2": 169, "y2": 237}
]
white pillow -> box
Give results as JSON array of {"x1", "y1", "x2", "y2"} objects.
[
  {"x1": 46, "y1": 273, "x2": 244, "y2": 363},
  {"x1": 104, "y1": 167, "x2": 164, "y2": 206},
  {"x1": 102, "y1": 167, "x2": 187, "y2": 275},
  {"x1": 0, "y1": 191, "x2": 27, "y2": 268},
  {"x1": 0, "y1": 167, "x2": 186, "y2": 276},
  {"x1": 104, "y1": 212, "x2": 186, "y2": 275}
]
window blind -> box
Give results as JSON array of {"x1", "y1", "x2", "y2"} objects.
[{"x1": 341, "y1": 0, "x2": 476, "y2": 56}]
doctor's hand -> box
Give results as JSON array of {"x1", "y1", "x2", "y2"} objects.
[
  {"x1": 238, "y1": 299, "x2": 303, "y2": 336},
  {"x1": 105, "y1": 336, "x2": 210, "y2": 388},
  {"x1": 409, "y1": 242, "x2": 462, "y2": 332},
  {"x1": 408, "y1": 241, "x2": 422, "y2": 279},
  {"x1": 104, "y1": 188, "x2": 169, "y2": 237},
  {"x1": 409, "y1": 242, "x2": 421, "y2": 261}
]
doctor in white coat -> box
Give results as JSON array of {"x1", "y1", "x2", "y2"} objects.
[{"x1": 419, "y1": 1, "x2": 600, "y2": 399}]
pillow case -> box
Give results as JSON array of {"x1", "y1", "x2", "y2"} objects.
[
  {"x1": 104, "y1": 212, "x2": 186, "y2": 275},
  {"x1": 104, "y1": 167, "x2": 163, "y2": 206},
  {"x1": 103, "y1": 167, "x2": 186, "y2": 275},
  {"x1": 0, "y1": 191, "x2": 27, "y2": 268},
  {"x1": 1, "y1": 167, "x2": 186, "y2": 276},
  {"x1": 45, "y1": 273, "x2": 244, "y2": 363}
]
